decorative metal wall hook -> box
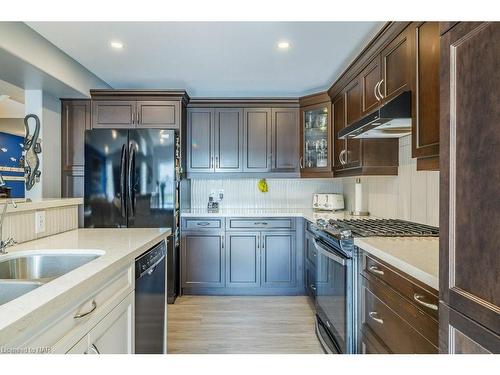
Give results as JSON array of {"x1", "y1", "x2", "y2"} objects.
[{"x1": 23, "y1": 114, "x2": 42, "y2": 190}]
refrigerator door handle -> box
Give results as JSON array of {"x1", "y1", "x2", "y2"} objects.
[
  {"x1": 119, "y1": 144, "x2": 127, "y2": 218},
  {"x1": 128, "y1": 144, "x2": 136, "y2": 218}
]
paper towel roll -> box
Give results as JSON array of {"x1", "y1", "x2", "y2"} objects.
[{"x1": 354, "y1": 179, "x2": 363, "y2": 213}]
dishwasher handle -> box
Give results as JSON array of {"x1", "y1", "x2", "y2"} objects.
[{"x1": 137, "y1": 252, "x2": 165, "y2": 279}]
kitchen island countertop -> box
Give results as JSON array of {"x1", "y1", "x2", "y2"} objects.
[{"x1": 0, "y1": 227, "x2": 170, "y2": 345}]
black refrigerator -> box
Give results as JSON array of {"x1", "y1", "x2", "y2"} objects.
[{"x1": 84, "y1": 128, "x2": 180, "y2": 303}]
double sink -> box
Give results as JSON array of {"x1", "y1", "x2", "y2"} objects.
[{"x1": 0, "y1": 250, "x2": 104, "y2": 306}]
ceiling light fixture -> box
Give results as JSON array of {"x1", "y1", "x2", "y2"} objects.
[
  {"x1": 110, "y1": 41, "x2": 124, "y2": 50},
  {"x1": 278, "y1": 41, "x2": 290, "y2": 49}
]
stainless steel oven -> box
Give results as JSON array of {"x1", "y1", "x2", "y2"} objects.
[{"x1": 309, "y1": 225, "x2": 357, "y2": 354}]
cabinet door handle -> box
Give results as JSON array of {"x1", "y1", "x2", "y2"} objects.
[
  {"x1": 299, "y1": 156, "x2": 304, "y2": 169},
  {"x1": 374, "y1": 80, "x2": 381, "y2": 101},
  {"x1": 339, "y1": 149, "x2": 347, "y2": 165},
  {"x1": 413, "y1": 293, "x2": 438, "y2": 311},
  {"x1": 215, "y1": 156, "x2": 219, "y2": 168},
  {"x1": 221, "y1": 235, "x2": 224, "y2": 249},
  {"x1": 369, "y1": 311, "x2": 384, "y2": 325},
  {"x1": 377, "y1": 79, "x2": 384, "y2": 99},
  {"x1": 369, "y1": 265, "x2": 385, "y2": 275},
  {"x1": 210, "y1": 156, "x2": 214, "y2": 169},
  {"x1": 257, "y1": 236, "x2": 260, "y2": 248},
  {"x1": 74, "y1": 300, "x2": 97, "y2": 319},
  {"x1": 262, "y1": 237, "x2": 265, "y2": 249},
  {"x1": 196, "y1": 222, "x2": 210, "y2": 226}
]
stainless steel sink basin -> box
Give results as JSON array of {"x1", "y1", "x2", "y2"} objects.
[
  {"x1": 0, "y1": 280, "x2": 43, "y2": 305},
  {"x1": 0, "y1": 251, "x2": 103, "y2": 282}
]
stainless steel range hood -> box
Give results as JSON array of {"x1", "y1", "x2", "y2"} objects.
[{"x1": 338, "y1": 91, "x2": 412, "y2": 139}]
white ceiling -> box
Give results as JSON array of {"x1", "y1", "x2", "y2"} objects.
[{"x1": 26, "y1": 22, "x2": 383, "y2": 97}]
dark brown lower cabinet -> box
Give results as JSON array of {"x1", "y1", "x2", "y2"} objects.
[
  {"x1": 439, "y1": 303, "x2": 500, "y2": 354},
  {"x1": 181, "y1": 232, "x2": 225, "y2": 288},
  {"x1": 359, "y1": 252, "x2": 438, "y2": 354},
  {"x1": 181, "y1": 217, "x2": 302, "y2": 295}
]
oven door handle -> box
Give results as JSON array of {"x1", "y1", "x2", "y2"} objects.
[{"x1": 312, "y1": 238, "x2": 346, "y2": 266}]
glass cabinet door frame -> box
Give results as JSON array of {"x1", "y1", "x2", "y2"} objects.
[{"x1": 299, "y1": 101, "x2": 332, "y2": 175}]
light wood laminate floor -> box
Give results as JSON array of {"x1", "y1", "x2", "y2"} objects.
[{"x1": 167, "y1": 296, "x2": 324, "y2": 354}]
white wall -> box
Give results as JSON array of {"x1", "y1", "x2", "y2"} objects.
[
  {"x1": 191, "y1": 178, "x2": 343, "y2": 209},
  {"x1": 342, "y1": 135, "x2": 439, "y2": 226}
]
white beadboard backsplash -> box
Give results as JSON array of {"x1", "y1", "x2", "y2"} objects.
[
  {"x1": 189, "y1": 136, "x2": 439, "y2": 226},
  {"x1": 191, "y1": 178, "x2": 343, "y2": 209},
  {"x1": 342, "y1": 135, "x2": 439, "y2": 226}
]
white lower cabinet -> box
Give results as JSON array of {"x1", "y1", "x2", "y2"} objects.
[{"x1": 67, "y1": 292, "x2": 134, "y2": 354}]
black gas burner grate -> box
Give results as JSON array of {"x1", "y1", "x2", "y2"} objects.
[{"x1": 329, "y1": 219, "x2": 439, "y2": 237}]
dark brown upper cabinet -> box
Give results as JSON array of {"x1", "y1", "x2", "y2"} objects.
[
  {"x1": 412, "y1": 22, "x2": 440, "y2": 170},
  {"x1": 214, "y1": 108, "x2": 244, "y2": 172},
  {"x1": 271, "y1": 108, "x2": 299, "y2": 172},
  {"x1": 186, "y1": 101, "x2": 299, "y2": 177},
  {"x1": 332, "y1": 77, "x2": 399, "y2": 177},
  {"x1": 343, "y1": 78, "x2": 362, "y2": 168},
  {"x1": 187, "y1": 107, "x2": 215, "y2": 173},
  {"x1": 243, "y1": 108, "x2": 272, "y2": 172},
  {"x1": 136, "y1": 100, "x2": 180, "y2": 128},
  {"x1": 299, "y1": 92, "x2": 332, "y2": 178},
  {"x1": 92, "y1": 100, "x2": 136, "y2": 128},
  {"x1": 361, "y1": 56, "x2": 382, "y2": 116},
  {"x1": 440, "y1": 22, "x2": 500, "y2": 349},
  {"x1": 61, "y1": 99, "x2": 91, "y2": 226},
  {"x1": 380, "y1": 26, "x2": 413, "y2": 102},
  {"x1": 90, "y1": 90, "x2": 188, "y2": 130},
  {"x1": 332, "y1": 94, "x2": 345, "y2": 172}
]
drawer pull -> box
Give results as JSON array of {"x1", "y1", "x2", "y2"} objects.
[
  {"x1": 254, "y1": 222, "x2": 268, "y2": 225},
  {"x1": 369, "y1": 311, "x2": 384, "y2": 325},
  {"x1": 413, "y1": 293, "x2": 438, "y2": 311},
  {"x1": 369, "y1": 265, "x2": 385, "y2": 275},
  {"x1": 74, "y1": 300, "x2": 97, "y2": 319},
  {"x1": 310, "y1": 284, "x2": 316, "y2": 291},
  {"x1": 196, "y1": 222, "x2": 211, "y2": 226}
]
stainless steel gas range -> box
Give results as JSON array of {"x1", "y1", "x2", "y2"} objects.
[{"x1": 309, "y1": 218, "x2": 439, "y2": 354}]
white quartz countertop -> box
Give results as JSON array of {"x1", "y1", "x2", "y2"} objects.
[
  {"x1": 0, "y1": 227, "x2": 170, "y2": 344},
  {"x1": 181, "y1": 208, "x2": 371, "y2": 222},
  {"x1": 354, "y1": 236, "x2": 439, "y2": 290}
]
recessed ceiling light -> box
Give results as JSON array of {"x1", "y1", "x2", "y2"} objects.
[
  {"x1": 110, "y1": 41, "x2": 124, "y2": 50},
  {"x1": 278, "y1": 41, "x2": 290, "y2": 49}
]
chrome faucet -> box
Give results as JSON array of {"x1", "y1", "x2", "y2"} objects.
[{"x1": 0, "y1": 175, "x2": 18, "y2": 254}]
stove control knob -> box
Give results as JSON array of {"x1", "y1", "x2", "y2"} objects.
[{"x1": 340, "y1": 229, "x2": 352, "y2": 240}]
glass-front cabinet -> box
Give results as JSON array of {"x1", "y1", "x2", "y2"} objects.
[{"x1": 300, "y1": 102, "x2": 332, "y2": 176}]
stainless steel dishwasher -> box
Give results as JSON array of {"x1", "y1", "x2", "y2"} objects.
[{"x1": 135, "y1": 240, "x2": 167, "y2": 354}]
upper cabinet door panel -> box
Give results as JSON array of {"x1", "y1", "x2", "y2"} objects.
[
  {"x1": 345, "y1": 78, "x2": 362, "y2": 125},
  {"x1": 381, "y1": 27, "x2": 413, "y2": 102},
  {"x1": 332, "y1": 95, "x2": 345, "y2": 171},
  {"x1": 272, "y1": 108, "x2": 299, "y2": 171},
  {"x1": 412, "y1": 22, "x2": 440, "y2": 159},
  {"x1": 441, "y1": 22, "x2": 500, "y2": 334},
  {"x1": 243, "y1": 108, "x2": 272, "y2": 172},
  {"x1": 137, "y1": 100, "x2": 179, "y2": 129},
  {"x1": 187, "y1": 108, "x2": 214, "y2": 172},
  {"x1": 92, "y1": 100, "x2": 136, "y2": 128},
  {"x1": 214, "y1": 108, "x2": 243, "y2": 172},
  {"x1": 361, "y1": 56, "x2": 382, "y2": 115}
]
